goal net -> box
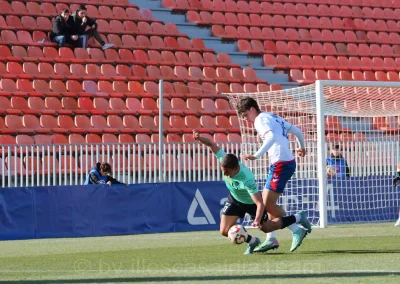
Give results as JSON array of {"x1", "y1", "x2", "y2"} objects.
[{"x1": 225, "y1": 81, "x2": 400, "y2": 228}]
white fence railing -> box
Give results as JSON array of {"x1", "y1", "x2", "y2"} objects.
[
  {"x1": 0, "y1": 142, "x2": 241, "y2": 187},
  {"x1": 0, "y1": 141, "x2": 398, "y2": 188}
]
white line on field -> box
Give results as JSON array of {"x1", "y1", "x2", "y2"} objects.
[
  {"x1": 6, "y1": 233, "x2": 399, "y2": 244},
  {"x1": 1, "y1": 269, "x2": 399, "y2": 274}
]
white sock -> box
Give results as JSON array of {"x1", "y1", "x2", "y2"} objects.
[
  {"x1": 287, "y1": 223, "x2": 300, "y2": 233},
  {"x1": 266, "y1": 231, "x2": 276, "y2": 240},
  {"x1": 294, "y1": 213, "x2": 301, "y2": 223},
  {"x1": 248, "y1": 236, "x2": 257, "y2": 245}
]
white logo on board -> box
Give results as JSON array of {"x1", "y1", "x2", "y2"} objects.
[{"x1": 187, "y1": 189, "x2": 216, "y2": 225}]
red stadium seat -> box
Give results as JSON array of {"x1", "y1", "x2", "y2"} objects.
[
  {"x1": 352, "y1": 71, "x2": 364, "y2": 81},
  {"x1": 7, "y1": 62, "x2": 24, "y2": 76},
  {"x1": 387, "y1": 72, "x2": 399, "y2": 81},
  {"x1": 119, "y1": 134, "x2": 135, "y2": 144},
  {"x1": 230, "y1": 83, "x2": 244, "y2": 93},
  {"x1": 185, "y1": 116, "x2": 201, "y2": 129},
  {"x1": 169, "y1": 116, "x2": 186, "y2": 130},
  {"x1": 22, "y1": 16, "x2": 38, "y2": 30},
  {"x1": 340, "y1": 71, "x2": 353, "y2": 80},
  {"x1": 215, "y1": 116, "x2": 230, "y2": 129},
  {"x1": 44, "y1": 97, "x2": 62, "y2": 114},
  {"x1": 123, "y1": 115, "x2": 141, "y2": 131},
  {"x1": 6, "y1": 15, "x2": 22, "y2": 28},
  {"x1": 243, "y1": 83, "x2": 257, "y2": 93},
  {"x1": 10, "y1": 47, "x2": 27, "y2": 63},
  {"x1": 214, "y1": 133, "x2": 228, "y2": 143},
  {"x1": 375, "y1": 71, "x2": 388, "y2": 81},
  {"x1": 0, "y1": 46, "x2": 12, "y2": 59}
]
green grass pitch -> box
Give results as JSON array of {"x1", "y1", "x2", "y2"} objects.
[{"x1": 1, "y1": 223, "x2": 400, "y2": 283}]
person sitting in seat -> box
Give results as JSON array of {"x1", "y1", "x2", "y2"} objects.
[
  {"x1": 50, "y1": 9, "x2": 79, "y2": 47},
  {"x1": 84, "y1": 162, "x2": 128, "y2": 187},
  {"x1": 393, "y1": 164, "x2": 400, "y2": 226},
  {"x1": 326, "y1": 144, "x2": 350, "y2": 178},
  {"x1": 70, "y1": 5, "x2": 114, "y2": 50}
]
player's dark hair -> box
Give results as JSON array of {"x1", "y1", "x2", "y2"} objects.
[
  {"x1": 61, "y1": 8, "x2": 69, "y2": 14},
  {"x1": 100, "y1": 162, "x2": 111, "y2": 174},
  {"x1": 221, "y1": 154, "x2": 239, "y2": 169},
  {"x1": 236, "y1": 97, "x2": 261, "y2": 116}
]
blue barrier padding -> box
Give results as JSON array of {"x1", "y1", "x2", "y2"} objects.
[
  {"x1": 0, "y1": 177, "x2": 398, "y2": 240},
  {"x1": 0, "y1": 187, "x2": 35, "y2": 240}
]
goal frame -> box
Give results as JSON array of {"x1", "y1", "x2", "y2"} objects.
[
  {"x1": 225, "y1": 80, "x2": 400, "y2": 229},
  {"x1": 316, "y1": 80, "x2": 400, "y2": 228}
]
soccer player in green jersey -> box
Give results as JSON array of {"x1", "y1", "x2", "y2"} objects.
[{"x1": 193, "y1": 130, "x2": 311, "y2": 254}]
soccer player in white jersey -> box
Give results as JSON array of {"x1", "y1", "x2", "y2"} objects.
[{"x1": 236, "y1": 97, "x2": 310, "y2": 252}]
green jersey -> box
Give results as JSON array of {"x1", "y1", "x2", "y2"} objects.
[{"x1": 215, "y1": 149, "x2": 259, "y2": 204}]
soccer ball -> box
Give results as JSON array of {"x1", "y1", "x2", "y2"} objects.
[
  {"x1": 227, "y1": 225, "x2": 248, "y2": 245},
  {"x1": 326, "y1": 166, "x2": 337, "y2": 178}
]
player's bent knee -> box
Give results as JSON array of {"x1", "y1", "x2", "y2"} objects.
[
  {"x1": 220, "y1": 227, "x2": 229, "y2": 237},
  {"x1": 265, "y1": 205, "x2": 285, "y2": 217}
]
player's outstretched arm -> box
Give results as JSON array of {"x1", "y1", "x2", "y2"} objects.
[
  {"x1": 243, "y1": 131, "x2": 276, "y2": 161},
  {"x1": 192, "y1": 130, "x2": 221, "y2": 154},
  {"x1": 287, "y1": 124, "x2": 306, "y2": 157},
  {"x1": 250, "y1": 192, "x2": 265, "y2": 229}
]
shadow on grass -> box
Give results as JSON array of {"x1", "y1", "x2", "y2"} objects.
[
  {"x1": 254, "y1": 252, "x2": 286, "y2": 255},
  {"x1": 3, "y1": 272, "x2": 400, "y2": 283},
  {"x1": 301, "y1": 249, "x2": 400, "y2": 254}
]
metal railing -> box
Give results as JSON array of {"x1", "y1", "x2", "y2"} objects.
[
  {"x1": 0, "y1": 140, "x2": 398, "y2": 188},
  {"x1": 0, "y1": 142, "x2": 241, "y2": 187}
]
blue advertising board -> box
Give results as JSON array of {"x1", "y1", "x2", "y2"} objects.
[{"x1": 0, "y1": 177, "x2": 398, "y2": 240}]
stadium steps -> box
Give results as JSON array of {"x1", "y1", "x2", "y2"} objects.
[{"x1": 129, "y1": 0, "x2": 299, "y2": 89}]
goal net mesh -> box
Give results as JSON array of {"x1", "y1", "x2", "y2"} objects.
[{"x1": 225, "y1": 83, "x2": 400, "y2": 227}]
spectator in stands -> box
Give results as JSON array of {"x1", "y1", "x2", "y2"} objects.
[
  {"x1": 393, "y1": 164, "x2": 400, "y2": 226},
  {"x1": 84, "y1": 162, "x2": 128, "y2": 187},
  {"x1": 50, "y1": 8, "x2": 76, "y2": 47},
  {"x1": 326, "y1": 144, "x2": 350, "y2": 177},
  {"x1": 70, "y1": 5, "x2": 114, "y2": 50}
]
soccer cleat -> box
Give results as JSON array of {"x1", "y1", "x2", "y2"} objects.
[
  {"x1": 395, "y1": 219, "x2": 400, "y2": 226},
  {"x1": 290, "y1": 227, "x2": 308, "y2": 252},
  {"x1": 102, "y1": 43, "x2": 115, "y2": 50},
  {"x1": 298, "y1": 210, "x2": 312, "y2": 233},
  {"x1": 253, "y1": 238, "x2": 279, "y2": 253},
  {"x1": 243, "y1": 237, "x2": 260, "y2": 255}
]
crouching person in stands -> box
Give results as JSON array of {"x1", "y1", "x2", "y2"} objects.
[
  {"x1": 84, "y1": 162, "x2": 128, "y2": 187},
  {"x1": 50, "y1": 8, "x2": 76, "y2": 47},
  {"x1": 71, "y1": 5, "x2": 114, "y2": 50}
]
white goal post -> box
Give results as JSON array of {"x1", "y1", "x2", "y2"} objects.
[{"x1": 225, "y1": 80, "x2": 400, "y2": 228}]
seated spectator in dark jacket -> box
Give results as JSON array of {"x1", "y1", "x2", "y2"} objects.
[
  {"x1": 50, "y1": 9, "x2": 75, "y2": 47},
  {"x1": 326, "y1": 144, "x2": 350, "y2": 177},
  {"x1": 84, "y1": 162, "x2": 128, "y2": 187},
  {"x1": 71, "y1": 5, "x2": 114, "y2": 50},
  {"x1": 50, "y1": 9, "x2": 85, "y2": 48}
]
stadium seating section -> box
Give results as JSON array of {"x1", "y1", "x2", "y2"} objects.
[
  {"x1": 177, "y1": 0, "x2": 400, "y2": 83},
  {"x1": 0, "y1": 0, "x2": 259, "y2": 143},
  {"x1": 0, "y1": 0, "x2": 399, "y2": 176},
  {"x1": 163, "y1": 0, "x2": 400, "y2": 135}
]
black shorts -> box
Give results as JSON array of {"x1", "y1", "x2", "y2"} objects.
[{"x1": 222, "y1": 194, "x2": 268, "y2": 223}]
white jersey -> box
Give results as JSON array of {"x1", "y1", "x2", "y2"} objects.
[{"x1": 254, "y1": 112, "x2": 294, "y2": 164}]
